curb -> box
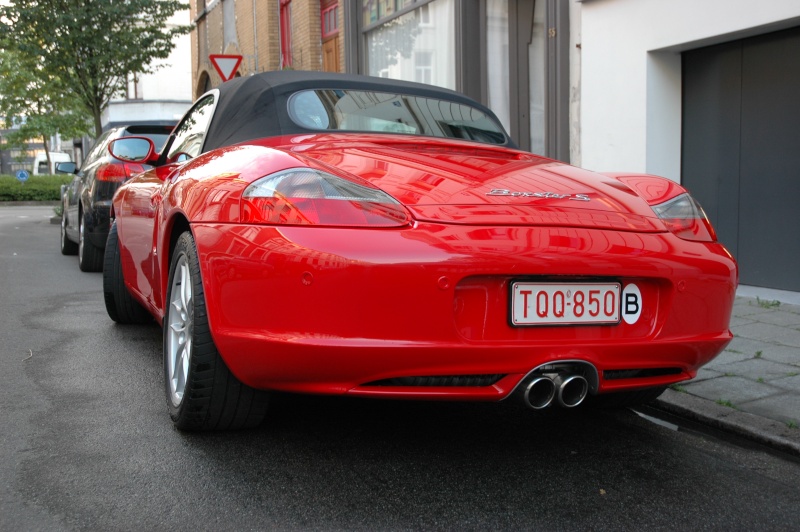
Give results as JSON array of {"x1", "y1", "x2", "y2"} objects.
[
  {"x1": 0, "y1": 201, "x2": 59, "y2": 206},
  {"x1": 654, "y1": 389, "x2": 800, "y2": 458}
]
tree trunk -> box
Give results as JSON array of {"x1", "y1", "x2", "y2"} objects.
[
  {"x1": 93, "y1": 110, "x2": 103, "y2": 138},
  {"x1": 42, "y1": 135, "x2": 52, "y2": 174}
]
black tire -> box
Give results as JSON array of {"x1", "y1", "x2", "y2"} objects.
[
  {"x1": 103, "y1": 222, "x2": 151, "y2": 324},
  {"x1": 163, "y1": 231, "x2": 269, "y2": 431},
  {"x1": 60, "y1": 204, "x2": 78, "y2": 255},
  {"x1": 78, "y1": 209, "x2": 104, "y2": 272},
  {"x1": 589, "y1": 386, "x2": 667, "y2": 409}
]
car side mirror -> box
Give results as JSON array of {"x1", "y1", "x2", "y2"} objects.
[
  {"x1": 108, "y1": 137, "x2": 157, "y2": 164},
  {"x1": 55, "y1": 161, "x2": 77, "y2": 174}
]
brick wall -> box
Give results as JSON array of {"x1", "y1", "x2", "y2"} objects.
[
  {"x1": 191, "y1": 0, "x2": 342, "y2": 99},
  {"x1": 290, "y1": 0, "x2": 322, "y2": 71}
]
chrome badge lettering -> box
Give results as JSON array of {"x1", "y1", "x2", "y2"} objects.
[{"x1": 487, "y1": 189, "x2": 590, "y2": 201}]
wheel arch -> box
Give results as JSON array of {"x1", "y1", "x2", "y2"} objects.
[{"x1": 160, "y1": 212, "x2": 192, "y2": 314}]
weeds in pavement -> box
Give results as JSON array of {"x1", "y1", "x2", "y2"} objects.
[
  {"x1": 716, "y1": 399, "x2": 736, "y2": 409},
  {"x1": 755, "y1": 297, "x2": 781, "y2": 309}
]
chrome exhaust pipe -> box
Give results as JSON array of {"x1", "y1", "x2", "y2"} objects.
[
  {"x1": 555, "y1": 375, "x2": 589, "y2": 408},
  {"x1": 523, "y1": 377, "x2": 557, "y2": 410}
]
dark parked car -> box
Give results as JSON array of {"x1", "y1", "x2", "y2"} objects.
[{"x1": 59, "y1": 124, "x2": 175, "y2": 271}]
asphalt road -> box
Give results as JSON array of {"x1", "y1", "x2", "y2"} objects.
[{"x1": 2, "y1": 205, "x2": 799, "y2": 530}]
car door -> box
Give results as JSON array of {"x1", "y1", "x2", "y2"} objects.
[{"x1": 118, "y1": 94, "x2": 218, "y2": 312}]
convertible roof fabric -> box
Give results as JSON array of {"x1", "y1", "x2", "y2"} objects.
[{"x1": 202, "y1": 70, "x2": 508, "y2": 152}]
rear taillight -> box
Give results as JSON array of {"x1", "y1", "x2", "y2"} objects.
[
  {"x1": 652, "y1": 193, "x2": 717, "y2": 243},
  {"x1": 96, "y1": 162, "x2": 147, "y2": 182},
  {"x1": 241, "y1": 168, "x2": 410, "y2": 227}
]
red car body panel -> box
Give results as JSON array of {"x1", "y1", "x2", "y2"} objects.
[{"x1": 112, "y1": 133, "x2": 736, "y2": 401}]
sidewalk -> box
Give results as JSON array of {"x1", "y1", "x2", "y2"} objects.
[{"x1": 655, "y1": 286, "x2": 800, "y2": 456}]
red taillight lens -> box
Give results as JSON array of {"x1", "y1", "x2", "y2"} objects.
[
  {"x1": 96, "y1": 162, "x2": 147, "y2": 182},
  {"x1": 652, "y1": 193, "x2": 717, "y2": 242},
  {"x1": 241, "y1": 168, "x2": 410, "y2": 227}
]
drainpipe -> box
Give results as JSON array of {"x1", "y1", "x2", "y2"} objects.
[{"x1": 252, "y1": 0, "x2": 259, "y2": 72}]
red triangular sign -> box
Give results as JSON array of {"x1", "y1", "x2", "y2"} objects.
[{"x1": 209, "y1": 54, "x2": 243, "y2": 82}]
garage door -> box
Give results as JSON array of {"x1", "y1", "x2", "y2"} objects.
[{"x1": 683, "y1": 25, "x2": 800, "y2": 292}]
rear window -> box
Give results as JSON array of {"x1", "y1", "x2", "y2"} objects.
[
  {"x1": 123, "y1": 126, "x2": 174, "y2": 152},
  {"x1": 287, "y1": 89, "x2": 507, "y2": 145},
  {"x1": 142, "y1": 133, "x2": 170, "y2": 152}
]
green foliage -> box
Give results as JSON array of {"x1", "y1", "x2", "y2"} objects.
[
  {"x1": 0, "y1": 47, "x2": 91, "y2": 169},
  {"x1": 0, "y1": 47, "x2": 91, "y2": 142},
  {"x1": 755, "y1": 297, "x2": 781, "y2": 309},
  {"x1": 716, "y1": 398, "x2": 736, "y2": 409},
  {"x1": 0, "y1": 0, "x2": 193, "y2": 136},
  {"x1": 0, "y1": 174, "x2": 72, "y2": 202}
]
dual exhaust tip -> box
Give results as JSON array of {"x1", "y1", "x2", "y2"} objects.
[{"x1": 523, "y1": 374, "x2": 589, "y2": 410}]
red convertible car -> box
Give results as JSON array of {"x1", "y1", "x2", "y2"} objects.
[{"x1": 103, "y1": 71, "x2": 737, "y2": 431}]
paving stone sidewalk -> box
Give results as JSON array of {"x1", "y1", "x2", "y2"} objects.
[{"x1": 656, "y1": 286, "x2": 800, "y2": 456}]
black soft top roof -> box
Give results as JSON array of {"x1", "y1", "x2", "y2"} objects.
[{"x1": 203, "y1": 70, "x2": 510, "y2": 152}]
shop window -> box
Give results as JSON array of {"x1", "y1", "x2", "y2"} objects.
[
  {"x1": 486, "y1": 0, "x2": 509, "y2": 132},
  {"x1": 362, "y1": 0, "x2": 423, "y2": 28},
  {"x1": 414, "y1": 51, "x2": 432, "y2": 84},
  {"x1": 365, "y1": 0, "x2": 455, "y2": 90}
]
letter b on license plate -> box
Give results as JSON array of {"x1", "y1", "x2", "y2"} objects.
[{"x1": 511, "y1": 282, "x2": 621, "y2": 326}]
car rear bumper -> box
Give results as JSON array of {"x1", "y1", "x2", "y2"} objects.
[{"x1": 192, "y1": 222, "x2": 737, "y2": 400}]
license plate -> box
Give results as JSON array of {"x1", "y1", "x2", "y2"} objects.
[{"x1": 511, "y1": 282, "x2": 621, "y2": 326}]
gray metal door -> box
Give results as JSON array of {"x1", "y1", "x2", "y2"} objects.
[{"x1": 683, "y1": 26, "x2": 800, "y2": 291}]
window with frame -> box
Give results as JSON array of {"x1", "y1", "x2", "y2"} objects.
[
  {"x1": 414, "y1": 51, "x2": 432, "y2": 84},
  {"x1": 168, "y1": 94, "x2": 216, "y2": 161},
  {"x1": 365, "y1": 0, "x2": 455, "y2": 90},
  {"x1": 321, "y1": 3, "x2": 339, "y2": 38},
  {"x1": 362, "y1": 0, "x2": 417, "y2": 27},
  {"x1": 126, "y1": 73, "x2": 143, "y2": 100}
]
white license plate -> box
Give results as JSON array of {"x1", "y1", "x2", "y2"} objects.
[{"x1": 511, "y1": 282, "x2": 621, "y2": 326}]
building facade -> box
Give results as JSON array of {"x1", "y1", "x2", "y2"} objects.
[
  {"x1": 578, "y1": 0, "x2": 800, "y2": 292},
  {"x1": 342, "y1": 0, "x2": 573, "y2": 161},
  {"x1": 190, "y1": 0, "x2": 345, "y2": 99}
]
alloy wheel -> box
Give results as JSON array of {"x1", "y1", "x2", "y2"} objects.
[{"x1": 166, "y1": 255, "x2": 193, "y2": 407}]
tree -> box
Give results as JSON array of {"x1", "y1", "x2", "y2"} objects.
[
  {"x1": 0, "y1": 47, "x2": 91, "y2": 170},
  {"x1": 0, "y1": 0, "x2": 192, "y2": 137}
]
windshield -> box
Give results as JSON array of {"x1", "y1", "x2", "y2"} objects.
[{"x1": 287, "y1": 89, "x2": 507, "y2": 145}]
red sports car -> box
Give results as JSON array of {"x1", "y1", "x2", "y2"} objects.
[{"x1": 103, "y1": 71, "x2": 737, "y2": 431}]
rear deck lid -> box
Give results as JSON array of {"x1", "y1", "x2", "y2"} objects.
[{"x1": 290, "y1": 136, "x2": 667, "y2": 232}]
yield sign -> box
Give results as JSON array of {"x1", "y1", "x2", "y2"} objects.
[{"x1": 209, "y1": 54, "x2": 243, "y2": 82}]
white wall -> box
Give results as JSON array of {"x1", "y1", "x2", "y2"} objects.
[{"x1": 578, "y1": 0, "x2": 800, "y2": 181}]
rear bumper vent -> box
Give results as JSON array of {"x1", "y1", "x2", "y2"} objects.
[
  {"x1": 604, "y1": 368, "x2": 682, "y2": 380},
  {"x1": 367, "y1": 375, "x2": 505, "y2": 387}
]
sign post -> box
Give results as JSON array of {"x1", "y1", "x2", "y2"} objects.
[{"x1": 209, "y1": 55, "x2": 243, "y2": 82}]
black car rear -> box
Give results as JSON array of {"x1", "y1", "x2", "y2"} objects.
[{"x1": 60, "y1": 124, "x2": 175, "y2": 272}]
